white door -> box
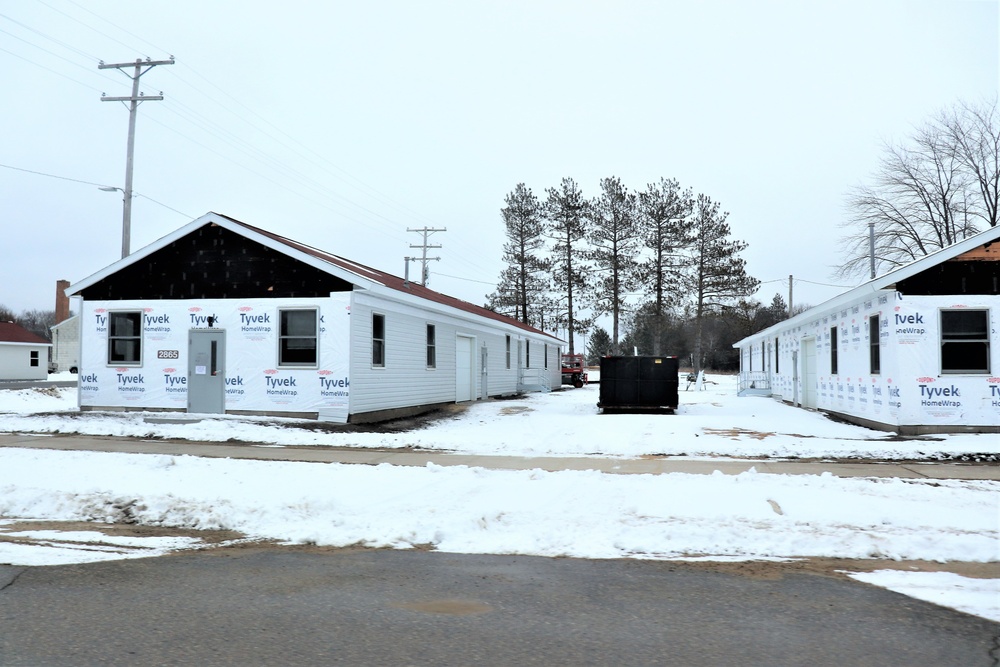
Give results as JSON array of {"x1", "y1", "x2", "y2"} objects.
[
  {"x1": 456, "y1": 335, "x2": 474, "y2": 402},
  {"x1": 801, "y1": 337, "x2": 817, "y2": 409}
]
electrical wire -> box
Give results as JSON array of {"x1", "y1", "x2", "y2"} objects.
[
  {"x1": 0, "y1": 162, "x2": 191, "y2": 218},
  {"x1": 13, "y1": 2, "x2": 499, "y2": 284}
]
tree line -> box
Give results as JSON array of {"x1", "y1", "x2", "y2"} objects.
[
  {"x1": 0, "y1": 305, "x2": 58, "y2": 342},
  {"x1": 487, "y1": 177, "x2": 759, "y2": 371}
]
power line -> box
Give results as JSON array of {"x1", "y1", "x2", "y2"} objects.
[
  {"x1": 0, "y1": 45, "x2": 98, "y2": 91},
  {"x1": 0, "y1": 162, "x2": 191, "y2": 218},
  {"x1": 11, "y1": 3, "x2": 498, "y2": 280},
  {"x1": 0, "y1": 11, "x2": 100, "y2": 61},
  {"x1": 0, "y1": 162, "x2": 106, "y2": 187},
  {"x1": 34, "y1": 0, "x2": 146, "y2": 58}
]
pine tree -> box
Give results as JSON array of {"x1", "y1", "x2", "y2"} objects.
[
  {"x1": 586, "y1": 326, "x2": 613, "y2": 365},
  {"x1": 684, "y1": 194, "x2": 759, "y2": 372},
  {"x1": 588, "y1": 176, "x2": 640, "y2": 353},
  {"x1": 638, "y1": 177, "x2": 694, "y2": 355},
  {"x1": 544, "y1": 177, "x2": 591, "y2": 353},
  {"x1": 488, "y1": 184, "x2": 551, "y2": 328}
]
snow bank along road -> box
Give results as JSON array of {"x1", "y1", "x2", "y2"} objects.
[{"x1": 0, "y1": 377, "x2": 997, "y2": 622}]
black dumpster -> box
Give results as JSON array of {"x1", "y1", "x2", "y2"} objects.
[{"x1": 597, "y1": 356, "x2": 679, "y2": 413}]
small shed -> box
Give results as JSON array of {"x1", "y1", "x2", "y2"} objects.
[
  {"x1": 0, "y1": 322, "x2": 51, "y2": 381},
  {"x1": 733, "y1": 225, "x2": 1000, "y2": 434},
  {"x1": 66, "y1": 212, "x2": 563, "y2": 422}
]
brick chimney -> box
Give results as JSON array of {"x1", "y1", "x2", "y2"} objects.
[{"x1": 55, "y1": 279, "x2": 70, "y2": 324}]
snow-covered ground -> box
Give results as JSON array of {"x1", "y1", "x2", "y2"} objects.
[
  {"x1": 1, "y1": 376, "x2": 997, "y2": 622},
  {"x1": 2, "y1": 374, "x2": 995, "y2": 460}
]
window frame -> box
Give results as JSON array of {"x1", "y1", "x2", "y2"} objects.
[
  {"x1": 775, "y1": 337, "x2": 779, "y2": 374},
  {"x1": 277, "y1": 307, "x2": 319, "y2": 368},
  {"x1": 526, "y1": 340, "x2": 530, "y2": 368},
  {"x1": 107, "y1": 310, "x2": 143, "y2": 366},
  {"x1": 830, "y1": 326, "x2": 838, "y2": 375},
  {"x1": 869, "y1": 314, "x2": 881, "y2": 375},
  {"x1": 505, "y1": 335, "x2": 511, "y2": 369},
  {"x1": 372, "y1": 313, "x2": 386, "y2": 368},
  {"x1": 30, "y1": 350, "x2": 39, "y2": 368},
  {"x1": 544, "y1": 343, "x2": 548, "y2": 369},
  {"x1": 426, "y1": 323, "x2": 436, "y2": 369},
  {"x1": 940, "y1": 309, "x2": 990, "y2": 375}
]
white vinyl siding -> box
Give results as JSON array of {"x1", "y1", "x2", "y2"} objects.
[{"x1": 348, "y1": 292, "x2": 560, "y2": 417}]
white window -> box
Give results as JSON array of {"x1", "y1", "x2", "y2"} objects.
[
  {"x1": 278, "y1": 309, "x2": 318, "y2": 367},
  {"x1": 941, "y1": 310, "x2": 990, "y2": 374},
  {"x1": 505, "y1": 335, "x2": 511, "y2": 369},
  {"x1": 426, "y1": 324, "x2": 436, "y2": 369},
  {"x1": 108, "y1": 311, "x2": 142, "y2": 365},
  {"x1": 30, "y1": 350, "x2": 39, "y2": 367},
  {"x1": 372, "y1": 313, "x2": 385, "y2": 367}
]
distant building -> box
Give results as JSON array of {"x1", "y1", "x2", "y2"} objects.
[
  {"x1": 733, "y1": 225, "x2": 1000, "y2": 435},
  {"x1": 0, "y1": 321, "x2": 51, "y2": 381},
  {"x1": 50, "y1": 278, "x2": 79, "y2": 373},
  {"x1": 66, "y1": 212, "x2": 563, "y2": 422}
]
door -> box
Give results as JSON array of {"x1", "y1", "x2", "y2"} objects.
[
  {"x1": 455, "y1": 335, "x2": 474, "y2": 402},
  {"x1": 188, "y1": 329, "x2": 226, "y2": 414},
  {"x1": 800, "y1": 337, "x2": 817, "y2": 409}
]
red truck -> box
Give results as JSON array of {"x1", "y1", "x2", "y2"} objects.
[{"x1": 560, "y1": 353, "x2": 588, "y2": 388}]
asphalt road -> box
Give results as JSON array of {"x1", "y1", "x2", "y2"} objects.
[{"x1": 1, "y1": 548, "x2": 997, "y2": 666}]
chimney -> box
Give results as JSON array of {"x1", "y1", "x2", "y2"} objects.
[{"x1": 55, "y1": 279, "x2": 70, "y2": 324}]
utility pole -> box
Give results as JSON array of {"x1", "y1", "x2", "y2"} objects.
[
  {"x1": 100, "y1": 56, "x2": 173, "y2": 258},
  {"x1": 407, "y1": 226, "x2": 446, "y2": 287},
  {"x1": 788, "y1": 274, "x2": 793, "y2": 317}
]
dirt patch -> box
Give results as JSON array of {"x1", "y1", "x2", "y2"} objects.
[
  {"x1": 0, "y1": 519, "x2": 244, "y2": 545},
  {"x1": 499, "y1": 406, "x2": 533, "y2": 416},
  {"x1": 703, "y1": 427, "x2": 776, "y2": 440},
  {"x1": 658, "y1": 557, "x2": 1000, "y2": 581}
]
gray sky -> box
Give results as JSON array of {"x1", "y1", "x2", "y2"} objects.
[{"x1": 2, "y1": 0, "x2": 997, "y2": 325}]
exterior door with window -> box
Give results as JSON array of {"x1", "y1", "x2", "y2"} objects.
[{"x1": 188, "y1": 329, "x2": 226, "y2": 414}]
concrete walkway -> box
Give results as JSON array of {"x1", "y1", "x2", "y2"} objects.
[{"x1": 1, "y1": 433, "x2": 997, "y2": 480}]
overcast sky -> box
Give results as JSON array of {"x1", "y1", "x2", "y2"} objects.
[{"x1": 1, "y1": 1, "x2": 997, "y2": 326}]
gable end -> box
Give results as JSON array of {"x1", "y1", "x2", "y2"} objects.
[
  {"x1": 78, "y1": 223, "x2": 354, "y2": 300},
  {"x1": 895, "y1": 241, "x2": 1000, "y2": 296}
]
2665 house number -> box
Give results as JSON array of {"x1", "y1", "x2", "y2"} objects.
[{"x1": 157, "y1": 350, "x2": 180, "y2": 360}]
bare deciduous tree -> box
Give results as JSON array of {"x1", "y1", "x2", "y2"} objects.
[
  {"x1": 940, "y1": 97, "x2": 1000, "y2": 229},
  {"x1": 838, "y1": 98, "x2": 998, "y2": 279}
]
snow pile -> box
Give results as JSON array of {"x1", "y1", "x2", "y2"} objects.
[
  {"x1": 0, "y1": 521, "x2": 205, "y2": 566},
  {"x1": 848, "y1": 570, "x2": 1000, "y2": 622},
  {"x1": 1, "y1": 448, "x2": 996, "y2": 563}
]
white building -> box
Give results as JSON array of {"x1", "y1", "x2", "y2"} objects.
[
  {"x1": 733, "y1": 225, "x2": 1000, "y2": 435},
  {"x1": 66, "y1": 213, "x2": 563, "y2": 422},
  {"x1": 50, "y1": 315, "x2": 79, "y2": 374},
  {"x1": 0, "y1": 322, "x2": 51, "y2": 381}
]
